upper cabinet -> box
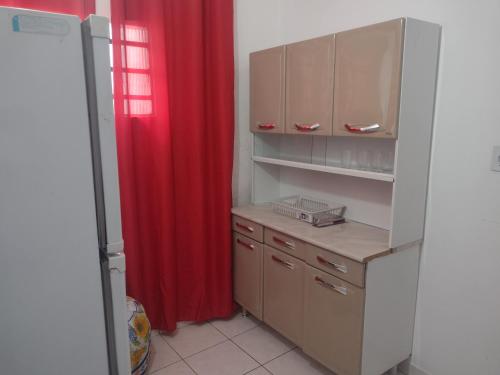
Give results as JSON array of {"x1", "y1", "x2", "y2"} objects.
[
  {"x1": 333, "y1": 19, "x2": 404, "y2": 139},
  {"x1": 250, "y1": 46, "x2": 286, "y2": 133},
  {"x1": 285, "y1": 35, "x2": 335, "y2": 136}
]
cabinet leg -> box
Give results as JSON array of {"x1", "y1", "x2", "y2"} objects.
[{"x1": 241, "y1": 308, "x2": 248, "y2": 317}]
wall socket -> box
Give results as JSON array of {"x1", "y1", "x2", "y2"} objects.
[{"x1": 492, "y1": 146, "x2": 500, "y2": 172}]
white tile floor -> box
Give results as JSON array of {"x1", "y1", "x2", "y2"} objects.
[{"x1": 148, "y1": 311, "x2": 335, "y2": 375}]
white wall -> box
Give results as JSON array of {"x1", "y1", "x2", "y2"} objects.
[
  {"x1": 235, "y1": 1, "x2": 500, "y2": 374},
  {"x1": 233, "y1": 0, "x2": 285, "y2": 206}
]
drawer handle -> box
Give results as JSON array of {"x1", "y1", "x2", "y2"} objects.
[
  {"x1": 236, "y1": 238, "x2": 254, "y2": 250},
  {"x1": 272, "y1": 236, "x2": 295, "y2": 249},
  {"x1": 344, "y1": 123, "x2": 382, "y2": 134},
  {"x1": 258, "y1": 122, "x2": 276, "y2": 130},
  {"x1": 316, "y1": 256, "x2": 347, "y2": 273},
  {"x1": 236, "y1": 222, "x2": 254, "y2": 233},
  {"x1": 271, "y1": 255, "x2": 295, "y2": 270},
  {"x1": 295, "y1": 123, "x2": 320, "y2": 132},
  {"x1": 315, "y1": 276, "x2": 347, "y2": 296}
]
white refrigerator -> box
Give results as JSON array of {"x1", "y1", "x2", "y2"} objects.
[{"x1": 0, "y1": 8, "x2": 131, "y2": 375}]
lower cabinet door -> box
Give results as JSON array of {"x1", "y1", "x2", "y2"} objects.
[
  {"x1": 233, "y1": 233, "x2": 263, "y2": 319},
  {"x1": 263, "y1": 245, "x2": 304, "y2": 345},
  {"x1": 304, "y1": 265, "x2": 365, "y2": 375}
]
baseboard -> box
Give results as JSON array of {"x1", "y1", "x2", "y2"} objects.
[{"x1": 409, "y1": 364, "x2": 431, "y2": 375}]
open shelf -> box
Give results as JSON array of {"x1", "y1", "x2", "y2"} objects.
[{"x1": 253, "y1": 155, "x2": 395, "y2": 182}]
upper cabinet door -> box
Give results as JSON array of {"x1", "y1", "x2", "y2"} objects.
[
  {"x1": 250, "y1": 46, "x2": 286, "y2": 133},
  {"x1": 333, "y1": 18, "x2": 404, "y2": 139},
  {"x1": 286, "y1": 35, "x2": 335, "y2": 136}
]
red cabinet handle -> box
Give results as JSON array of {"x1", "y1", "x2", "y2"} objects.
[
  {"x1": 344, "y1": 123, "x2": 382, "y2": 133},
  {"x1": 316, "y1": 256, "x2": 347, "y2": 273},
  {"x1": 271, "y1": 255, "x2": 295, "y2": 270},
  {"x1": 257, "y1": 122, "x2": 276, "y2": 130},
  {"x1": 272, "y1": 236, "x2": 295, "y2": 249},
  {"x1": 236, "y1": 238, "x2": 254, "y2": 250},
  {"x1": 235, "y1": 222, "x2": 254, "y2": 232},
  {"x1": 295, "y1": 123, "x2": 320, "y2": 132},
  {"x1": 314, "y1": 276, "x2": 347, "y2": 295}
]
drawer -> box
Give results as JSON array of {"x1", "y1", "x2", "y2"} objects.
[
  {"x1": 232, "y1": 215, "x2": 264, "y2": 242},
  {"x1": 304, "y1": 265, "x2": 364, "y2": 375},
  {"x1": 306, "y1": 244, "x2": 365, "y2": 288},
  {"x1": 264, "y1": 228, "x2": 306, "y2": 260},
  {"x1": 233, "y1": 232, "x2": 263, "y2": 319},
  {"x1": 263, "y1": 245, "x2": 304, "y2": 345}
]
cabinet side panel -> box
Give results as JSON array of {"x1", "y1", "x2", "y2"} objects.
[
  {"x1": 362, "y1": 245, "x2": 420, "y2": 375},
  {"x1": 390, "y1": 19, "x2": 441, "y2": 248}
]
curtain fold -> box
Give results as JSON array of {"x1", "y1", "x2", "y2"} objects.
[
  {"x1": 111, "y1": 0, "x2": 234, "y2": 331},
  {"x1": 0, "y1": 0, "x2": 94, "y2": 19}
]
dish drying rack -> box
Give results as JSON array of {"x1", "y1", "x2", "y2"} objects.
[{"x1": 271, "y1": 195, "x2": 346, "y2": 224}]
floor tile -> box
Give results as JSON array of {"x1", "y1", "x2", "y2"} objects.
[
  {"x1": 149, "y1": 335, "x2": 181, "y2": 373},
  {"x1": 163, "y1": 322, "x2": 227, "y2": 358},
  {"x1": 245, "y1": 367, "x2": 272, "y2": 375},
  {"x1": 151, "y1": 329, "x2": 160, "y2": 337},
  {"x1": 264, "y1": 348, "x2": 334, "y2": 375},
  {"x1": 185, "y1": 341, "x2": 259, "y2": 375},
  {"x1": 211, "y1": 311, "x2": 260, "y2": 338},
  {"x1": 177, "y1": 321, "x2": 194, "y2": 329},
  {"x1": 152, "y1": 360, "x2": 196, "y2": 375},
  {"x1": 232, "y1": 325, "x2": 295, "y2": 364}
]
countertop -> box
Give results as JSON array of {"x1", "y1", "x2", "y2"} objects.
[{"x1": 231, "y1": 204, "x2": 391, "y2": 263}]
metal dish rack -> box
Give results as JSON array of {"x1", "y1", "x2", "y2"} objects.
[{"x1": 271, "y1": 195, "x2": 346, "y2": 224}]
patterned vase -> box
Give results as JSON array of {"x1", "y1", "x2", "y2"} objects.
[{"x1": 127, "y1": 297, "x2": 152, "y2": 375}]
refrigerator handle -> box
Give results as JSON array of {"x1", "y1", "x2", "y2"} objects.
[{"x1": 107, "y1": 240, "x2": 124, "y2": 254}]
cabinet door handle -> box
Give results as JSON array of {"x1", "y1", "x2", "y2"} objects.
[
  {"x1": 257, "y1": 122, "x2": 276, "y2": 130},
  {"x1": 344, "y1": 123, "x2": 382, "y2": 133},
  {"x1": 272, "y1": 236, "x2": 295, "y2": 249},
  {"x1": 314, "y1": 276, "x2": 347, "y2": 295},
  {"x1": 295, "y1": 123, "x2": 320, "y2": 132},
  {"x1": 236, "y1": 222, "x2": 254, "y2": 233},
  {"x1": 236, "y1": 238, "x2": 254, "y2": 250},
  {"x1": 316, "y1": 256, "x2": 347, "y2": 273},
  {"x1": 271, "y1": 255, "x2": 295, "y2": 270}
]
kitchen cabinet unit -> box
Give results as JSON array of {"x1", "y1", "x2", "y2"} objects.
[
  {"x1": 239, "y1": 17, "x2": 441, "y2": 375},
  {"x1": 285, "y1": 35, "x2": 335, "y2": 136},
  {"x1": 231, "y1": 206, "x2": 421, "y2": 375},
  {"x1": 250, "y1": 46, "x2": 286, "y2": 133},
  {"x1": 333, "y1": 19, "x2": 404, "y2": 138}
]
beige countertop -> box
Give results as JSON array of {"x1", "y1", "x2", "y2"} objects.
[{"x1": 231, "y1": 204, "x2": 391, "y2": 263}]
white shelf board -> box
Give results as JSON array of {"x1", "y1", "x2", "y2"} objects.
[{"x1": 253, "y1": 155, "x2": 395, "y2": 182}]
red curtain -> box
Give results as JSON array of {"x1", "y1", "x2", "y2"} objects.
[
  {"x1": 0, "y1": 0, "x2": 94, "y2": 19},
  {"x1": 111, "y1": 0, "x2": 235, "y2": 331}
]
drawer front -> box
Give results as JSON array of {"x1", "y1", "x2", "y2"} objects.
[
  {"x1": 264, "y1": 228, "x2": 306, "y2": 260},
  {"x1": 263, "y1": 245, "x2": 304, "y2": 345},
  {"x1": 232, "y1": 216, "x2": 264, "y2": 242},
  {"x1": 304, "y1": 265, "x2": 364, "y2": 375},
  {"x1": 233, "y1": 233, "x2": 263, "y2": 319},
  {"x1": 306, "y1": 244, "x2": 365, "y2": 288}
]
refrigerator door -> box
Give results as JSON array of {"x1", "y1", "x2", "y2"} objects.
[
  {"x1": 82, "y1": 16, "x2": 130, "y2": 375},
  {"x1": 81, "y1": 15, "x2": 124, "y2": 255},
  {"x1": 0, "y1": 8, "x2": 109, "y2": 375}
]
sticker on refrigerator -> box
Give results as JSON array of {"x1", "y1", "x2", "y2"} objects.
[{"x1": 12, "y1": 15, "x2": 70, "y2": 36}]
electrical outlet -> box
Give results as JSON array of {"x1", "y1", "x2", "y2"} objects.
[{"x1": 492, "y1": 146, "x2": 500, "y2": 172}]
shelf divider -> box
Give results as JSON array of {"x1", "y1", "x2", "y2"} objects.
[{"x1": 252, "y1": 155, "x2": 394, "y2": 182}]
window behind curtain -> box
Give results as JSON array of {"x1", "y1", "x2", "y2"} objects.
[{"x1": 110, "y1": 23, "x2": 153, "y2": 117}]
